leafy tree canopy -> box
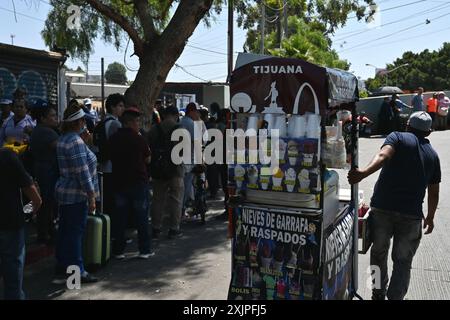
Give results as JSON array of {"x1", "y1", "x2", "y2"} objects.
[
  {"x1": 105, "y1": 62, "x2": 128, "y2": 84},
  {"x1": 366, "y1": 43, "x2": 450, "y2": 92}
]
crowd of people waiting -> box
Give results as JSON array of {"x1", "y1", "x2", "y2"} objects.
[
  {"x1": 378, "y1": 88, "x2": 450, "y2": 135},
  {"x1": 0, "y1": 88, "x2": 230, "y2": 299}
]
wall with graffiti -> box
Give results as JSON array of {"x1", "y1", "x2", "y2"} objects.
[{"x1": 0, "y1": 46, "x2": 63, "y2": 105}]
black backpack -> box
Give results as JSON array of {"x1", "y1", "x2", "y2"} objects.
[
  {"x1": 92, "y1": 117, "x2": 114, "y2": 163},
  {"x1": 150, "y1": 124, "x2": 180, "y2": 180}
]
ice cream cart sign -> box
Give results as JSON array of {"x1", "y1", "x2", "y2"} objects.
[
  {"x1": 230, "y1": 57, "x2": 328, "y2": 116},
  {"x1": 322, "y1": 209, "x2": 355, "y2": 300},
  {"x1": 228, "y1": 206, "x2": 321, "y2": 300}
]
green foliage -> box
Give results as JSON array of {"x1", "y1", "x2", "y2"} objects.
[
  {"x1": 359, "y1": 90, "x2": 369, "y2": 98},
  {"x1": 366, "y1": 43, "x2": 450, "y2": 91},
  {"x1": 105, "y1": 62, "x2": 127, "y2": 85},
  {"x1": 266, "y1": 17, "x2": 350, "y2": 70},
  {"x1": 41, "y1": 0, "x2": 226, "y2": 61},
  {"x1": 365, "y1": 77, "x2": 383, "y2": 92},
  {"x1": 238, "y1": 1, "x2": 377, "y2": 70},
  {"x1": 235, "y1": 0, "x2": 375, "y2": 38}
]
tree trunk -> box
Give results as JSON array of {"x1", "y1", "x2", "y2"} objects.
[{"x1": 124, "y1": 0, "x2": 214, "y2": 131}]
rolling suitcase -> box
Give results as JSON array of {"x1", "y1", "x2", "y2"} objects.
[{"x1": 83, "y1": 172, "x2": 111, "y2": 271}]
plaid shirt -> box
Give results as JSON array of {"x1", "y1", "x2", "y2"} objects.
[{"x1": 55, "y1": 132, "x2": 99, "y2": 205}]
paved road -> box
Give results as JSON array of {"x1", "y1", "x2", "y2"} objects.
[
  {"x1": 356, "y1": 131, "x2": 450, "y2": 300},
  {"x1": 10, "y1": 131, "x2": 450, "y2": 300}
]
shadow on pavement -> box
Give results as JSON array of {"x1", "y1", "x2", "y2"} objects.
[{"x1": 16, "y1": 196, "x2": 231, "y2": 300}]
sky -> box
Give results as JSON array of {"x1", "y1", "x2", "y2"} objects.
[{"x1": 0, "y1": 0, "x2": 449, "y2": 83}]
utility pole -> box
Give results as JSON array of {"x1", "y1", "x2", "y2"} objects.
[
  {"x1": 101, "y1": 57, "x2": 105, "y2": 117},
  {"x1": 227, "y1": 0, "x2": 234, "y2": 82},
  {"x1": 283, "y1": 0, "x2": 288, "y2": 39},
  {"x1": 260, "y1": 1, "x2": 265, "y2": 54},
  {"x1": 276, "y1": 7, "x2": 282, "y2": 48},
  {"x1": 10, "y1": 34, "x2": 15, "y2": 45}
]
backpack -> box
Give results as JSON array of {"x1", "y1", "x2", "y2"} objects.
[
  {"x1": 150, "y1": 124, "x2": 180, "y2": 180},
  {"x1": 92, "y1": 117, "x2": 114, "y2": 163}
]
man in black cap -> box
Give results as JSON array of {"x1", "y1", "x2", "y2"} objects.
[
  {"x1": 109, "y1": 107, "x2": 153, "y2": 259},
  {"x1": 348, "y1": 111, "x2": 441, "y2": 300}
]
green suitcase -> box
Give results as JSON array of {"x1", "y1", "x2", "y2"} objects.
[
  {"x1": 83, "y1": 213, "x2": 110, "y2": 271},
  {"x1": 83, "y1": 173, "x2": 111, "y2": 271}
]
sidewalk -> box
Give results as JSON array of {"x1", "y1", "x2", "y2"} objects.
[{"x1": 16, "y1": 199, "x2": 232, "y2": 300}]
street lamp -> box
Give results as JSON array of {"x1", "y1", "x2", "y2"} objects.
[{"x1": 366, "y1": 63, "x2": 409, "y2": 86}]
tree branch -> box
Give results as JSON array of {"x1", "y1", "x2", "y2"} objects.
[
  {"x1": 85, "y1": 0, "x2": 144, "y2": 56},
  {"x1": 159, "y1": 0, "x2": 175, "y2": 21},
  {"x1": 132, "y1": 0, "x2": 158, "y2": 41},
  {"x1": 160, "y1": 0, "x2": 213, "y2": 53}
]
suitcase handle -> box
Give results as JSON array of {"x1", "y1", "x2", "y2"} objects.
[{"x1": 97, "y1": 171, "x2": 104, "y2": 214}]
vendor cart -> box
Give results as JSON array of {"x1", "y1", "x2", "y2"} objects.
[{"x1": 226, "y1": 53, "x2": 364, "y2": 300}]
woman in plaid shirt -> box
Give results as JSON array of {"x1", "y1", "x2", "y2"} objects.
[{"x1": 53, "y1": 101, "x2": 99, "y2": 284}]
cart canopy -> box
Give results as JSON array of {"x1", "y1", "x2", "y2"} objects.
[{"x1": 231, "y1": 53, "x2": 359, "y2": 115}]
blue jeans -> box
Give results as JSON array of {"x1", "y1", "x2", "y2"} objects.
[
  {"x1": 0, "y1": 228, "x2": 25, "y2": 300},
  {"x1": 113, "y1": 183, "x2": 151, "y2": 255},
  {"x1": 370, "y1": 208, "x2": 422, "y2": 300},
  {"x1": 55, "y1": 202, "x2": 88, "y2": 274},
  {"x1": 183, "y1": 164, "x2": 194, "y2": 213}
]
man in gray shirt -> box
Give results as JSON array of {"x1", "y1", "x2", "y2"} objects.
[{"x1": 411, "y1": 87, "x2": 425, "y2": 112}]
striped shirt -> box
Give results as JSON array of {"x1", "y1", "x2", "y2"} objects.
[
  {"x1": 55, "y1": 132, "x2": 99, "y2": 205},
  {"x1": 0, "y1": 114, "x2": 36, "y2": 145}
]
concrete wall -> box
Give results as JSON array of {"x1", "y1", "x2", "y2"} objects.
[
  {"x1": 202, "y1": 84, "x2": 230, "y2": 109},
  {"x1": 71, "y1": 82, "x2": 230, "y2": 110},
  {"x1": 356, "y1": 91, "x2": 450, "y2": 133},
  {"x1": 71, "y1": 82, "x2": 128, "y2": 98}
]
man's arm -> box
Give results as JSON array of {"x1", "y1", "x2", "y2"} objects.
[
  {"x1": 22, "y1": 183, "x2": 42, "y2": 215},
  {"x1": 424, "y1": 184, "x2": 439, "y2": 235},
  {"x1": 348, "y1": 145, "x2": 395, "y2": 184}
]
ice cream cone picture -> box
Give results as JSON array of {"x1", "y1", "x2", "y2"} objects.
[
  {"x1": 287, "y1": 140, "x2": 299, "y2": 166},
  {"x1": 277, "y1": 279, "x2": 287, "y2": 299},
  {"x1": 287, "y1": 250, "x2": 297, "y2": 270},
  {"x1": 302, "y1": 278, "x2": 315, "y2": 299},
  {"x1": 302, "y1": 142, "x2": 315, "y2": 167},
  {"x1": 273, "y1": 245, "x2": 284, "y2": 273},
  {"x1": 262, "y1": 275, "x2": 276, "y2": 300},
  {"x1": 249, "y1": 240, "x2": 259, "y2": 267},
  {"x1": 308, "y1": 223, "x2": 318, "y2": 245},
  {"x1": 247, "y1": 165, "x2": 258, "y2": 189},
  {"x1": 278, "y1": 139, "x2": 287, "y2": 164},
  {"x1": 298, "y1": 169, "x2": 311, "y2": 193},
  {"x1": 234, "y1": 165, "x2": 245, "y2": 189},
  {"x1": 300, "y1": 247, "x2": 314, "y2": 274},
  {"x1": 271, "y1": 167, "x2": 284, "y2": 191},
  {"x1": 259, "y1": 167, "x2": 271, "y2": 190},
  {"x1": 285, "y1": 168, "x2": 297, "y2": 192},
  {"x1": 302, "y1": 153, "x2": 314, "y2": 167},
  {"x1": 260, "y1": 243, "x2": 272, "y2": 269},
  {"x1": 251, "y1": 271, "x2": 263, "y2": 299},
  {"x1": 289, "y1": 277, "x2": 301, "y2": 300}
]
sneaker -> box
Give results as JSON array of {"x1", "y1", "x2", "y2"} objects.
[
  {"x1": 114, "y1": 254, "x2": 126, "y2": 260},
  {"x1": 81, "y1": 272, "x2": 98, "y2": 284},
  {"x1": 168, "y1": 229, "x2": 183, "y2": 239},
  {"x1": 138, "y1": 252, "x2": 156, "y2": 259}
]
